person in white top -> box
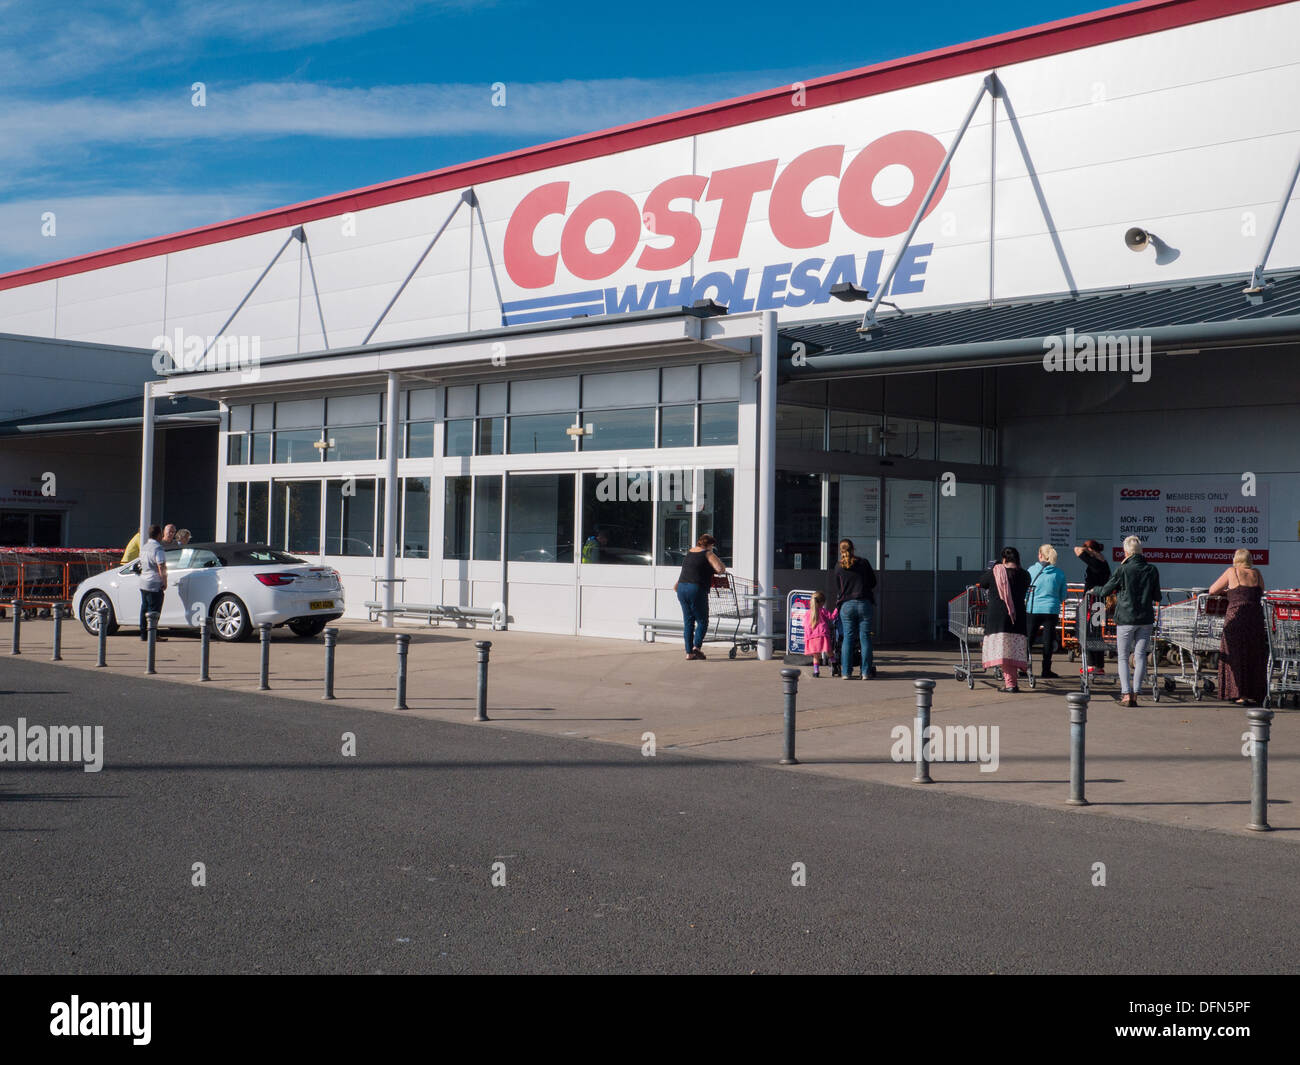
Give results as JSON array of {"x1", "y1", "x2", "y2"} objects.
[{"x1": 138, "y1": 524, "x2": 169, "y2": 641}]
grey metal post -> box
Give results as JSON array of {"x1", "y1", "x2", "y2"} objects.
[
  {"x1": 257, "y1": 623, "x2": 271, "y2": 690},
  {"x1": 323, "y1": 627, "x2": 338, "y2": 700},
  {"x1": 51, "y1": 603, "x2": 63, "y2": 661},
  {"x1": 96, "y1": 607, "x2": 108, "y2": 667},
  {"x1": 1247, "y1": 708, "x2": 1275, "y2": 831},
  {"x1": 913, "y1": 679, "x2": 935, "y2": 783},
  {"x1": 474, "y1": 640, "x2": 491, "y2": 721},
  {"x1": 1067, "y1": 692, "x2": 1089, "y2": 806},
  {"x1": 779, "y1": 668, "x2": 800, "y2": 765},
  {"x1": 10, "y1": 599, "x2": 20, "y2": 655},
  {"x1": 145, "y1": 610, "x2": 159, "y2": 674},
  {"x1": 395, "y1": 633, "x2": 410, "y2": 710},
  {"x1": 198, "y1": 616, "x2": 211, "y2": 681}
]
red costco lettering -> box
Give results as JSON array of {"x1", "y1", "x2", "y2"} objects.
[
  {"x1": 503, "y1": 181, "x2": 569, "y2": 288},
  {"x1": 837, "y1": 130, "x2": 949, "y2": 238},
  {"x1": 769, "y1": 145, "x2": 845, "y2": 249},
  {"x1": 560, "y1": 189, "x2": 642, "y2": 281},
  {"x1": 637, "y1": 175, "x2": 708, "y2": 272},
  {"x1": 704, "y1": 159, "x2": 779, "y2": 262}
]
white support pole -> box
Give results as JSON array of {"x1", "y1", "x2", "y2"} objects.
[
  {"x1": 383, "y1": 372, "x2": 400, "y2": 629},
  {"x1": 757, "y1": 311, "x2": 777, "y2": 661},
  {"x1": 139, "y1": 382, "x2": 155, "y2": 546}
]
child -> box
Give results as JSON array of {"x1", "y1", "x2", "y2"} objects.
[{"x1": 805, "y1": 591, "x2": 835, "y2": 677}]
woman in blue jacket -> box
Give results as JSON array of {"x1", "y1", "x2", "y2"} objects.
[{"x1": 1025, "y1": 544, "x2": 1068, "y2": 678}]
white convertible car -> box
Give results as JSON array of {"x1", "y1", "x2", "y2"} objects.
[{"x1": 74, "y1": 542, "x2": 345, "y2": 641}]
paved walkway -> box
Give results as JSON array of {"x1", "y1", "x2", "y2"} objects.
[{"x1": 9, "y1": 616, "x2": 1297, "y2": 840}]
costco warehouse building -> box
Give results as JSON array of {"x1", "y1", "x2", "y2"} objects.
[{"x1": 1, "y1": 0, "x2": 1298, "y2": 647}]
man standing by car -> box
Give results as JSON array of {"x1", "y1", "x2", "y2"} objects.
[{"x1": 139, "y1": 524, "x2": 168, "y2": 642}]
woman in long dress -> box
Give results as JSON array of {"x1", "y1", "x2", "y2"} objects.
[
  {"x1": 1209, "y1": 549, "x2": 1268, "y2": 705},
  {"x1": 979, "y1": 546, "x2": 1032, "y2": 692}
]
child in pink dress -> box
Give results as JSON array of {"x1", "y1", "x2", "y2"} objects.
[{"x1": 805, "y1": 591, "x2": 835, "y2": 677}]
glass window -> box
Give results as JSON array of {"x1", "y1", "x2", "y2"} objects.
[
  {"x1": 478, "y1": 382, "x2": 508, "y2": 415},
  {"x1": 446, "y1": 384, "x2": 476, "y2": 419},
  {"x1": 251, "y1": 433, "x2": 272, "y2": 464},
  {"x1": 938, "y1": 478, "x2": 984, "y2": 570},
  {"x1": 408, "y1": 388, "x2": 438, "y2": 421},
  {"x1": 509, "y1": 413, "x2": 574, "y2": 454},
  {"x1": 829, "y1": 411, "x2": 881, "y2": 455},
  {"x1": 696, "y1": 468, "x2": 734, "y2": 567},
  {"x1": 883, "y1": 417, "x2": 935, "y2": 461},
  {"x1": 884, "y1": 479, "x2": 933, "y2": 570},
  {"x1": 325, "y1": 478, "x2": 380, "y2": 556},
  {"x1": 230, "y1": 405, "x2": 252, "y2": 432},
  {"x1": 660, "y1": 405, "x2": 695, "y2": 447},
  {"x1": 661, "y1": 365, "x2": 697, "y2": 403},
  {"x1": 656, "y1": 470, "x2": 694, "y2": 567},
  {"x1": 507, "y1": 474, "x2": 574, "y2": 562},
  {"x1": 580, "y1": 407, "x2": 655, "y2": 451},
  {"x1": 510, "y1": 376, "x2": 578, "y2": 413},
  {"x1": 248, "y1": 481, "x2": 270, "y2": 544},
  {"x1": 406, "y1": 421, "x2": 434, "y2": 458},
  {"x1": 226, "y1": 482, "x2": 247, "y2": 541},
  {"x1": 581, "y1": 472, "x2": 653, "y2": 565},
  {"x1": 938, "y1": 423, "x2": 982, "y2": 464},
  {"x1": 274, "y1": 429, "x2": 321, "y2": 464},
  {"x1": 445, "y1": 419, "x2": 473, "y2": 457},
  {"x1": 270, "y1": 480, "x2": 321, "y2": 554},
  {"x1": 776, "y1": 405, "x2": 824, "y2": 450},
  {"x1": 473, "y1": 476, "x2": 502, "y2": 561},
  {"x1": 476, "y1": 417, "x2": 505, "y2": 455},
  {"x1": 227, "y1": 434, "x2": 248, "y2": 465},
  {"x1": 774, "y1": 472, "x2": 822, "y2": 569},
  {"x1": 699, "y1": 402, "x2": 738, "y2": 446},
  {"x1": 275, "y1": 398, "x2": 323, "y2": 429},
  {"x1": 443, "y1": 477, "x2": 471, "y2": 560},
  {"x1": 583, "y1": 369, "x2": 658, "y2": 407},
  {"x1": 326, "y1": 425, "x2": 378, "y2": 462},
  {"x1": 327, "y1": 394, "x2": 380, "y2": 425},
  {"x1": 701, "y1": 362, "x2": 741, "y2": 399},
  {"x1": 832, "y1": 476, "x2": 881, "y2": 571},
  {"x1": 402, "y1": 477, "x2": 430, "y2": 558}
]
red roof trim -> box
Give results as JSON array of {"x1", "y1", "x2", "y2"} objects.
[{"x1": 0, "y1": 0, "x2": 1288, "y2": 292}]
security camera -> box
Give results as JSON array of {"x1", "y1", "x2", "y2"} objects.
[{"x1": 1124, "y1": 227, "x2": 1150, "y2": 251}]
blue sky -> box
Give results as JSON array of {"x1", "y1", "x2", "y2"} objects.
[{"x1": 0, "y1": 0, "x2": 1110, "y2": 273}]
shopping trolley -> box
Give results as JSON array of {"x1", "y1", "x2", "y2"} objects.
[
  {"x1": 1152, "y1": 592, "x2": 1226, "y2": 701},
  {"x1": 1263, "y1": 590, "x2": 1300, "y2": 709},
  {"x1": 948, "y1": 584, "x2": 1035, "y2": 690},
  {"x1": 707, "y1": 572, "x2": 763, "y2": 659}
]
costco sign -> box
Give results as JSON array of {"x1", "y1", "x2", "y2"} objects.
[{"x1": 500, "y1": 131, "x2": 949, "y2": 324}]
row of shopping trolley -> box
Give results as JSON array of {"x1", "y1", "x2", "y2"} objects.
[
  {"x1": 0, "y1": 548, "x2": 122, "y2": 615},
  {"x1": 948, "y1": 580, "x2": 1300, "y2": 706}
]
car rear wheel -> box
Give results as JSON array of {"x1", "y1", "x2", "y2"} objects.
[
  {"x1": 287, "y1": 617, "x2": 328, "y2": 638},
  {"x1": 80, "y1": 594, "x2": 119, "y2": 636},
  {"x1": 211, "y1": 594, "x2": 252, "y2": 642}
]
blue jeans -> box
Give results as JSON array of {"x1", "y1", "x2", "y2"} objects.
[
  {"x1": 677, "y1": 583, "x2": 710, "y2": 653},
  {"x1": 1117, "y1": 623, "x2": 1152, "y2": 694},
  {"x1": 139, "y1": 588, "x2": 164, "y2": 639},
  {"x1": 839, "y1": 598, "x2": 874, "y2": 676}
]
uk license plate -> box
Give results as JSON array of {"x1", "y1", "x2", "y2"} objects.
[{"x1": 310, "y1": 600, "x2": 334, "y2": 610}]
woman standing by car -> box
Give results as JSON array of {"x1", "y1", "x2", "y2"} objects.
[
  {"x1": 833, "y1": 538, "x2": 877, "y2": 679},
  {"x1": 674, "y1": 533, "x2": 726, "y2": 661},
  {"x1": 1209, "y1": 549, "x2": 1268, "y2": 706},
  {"x1": 980, "y1": 547, "x2": 1032, "y2": 692}
]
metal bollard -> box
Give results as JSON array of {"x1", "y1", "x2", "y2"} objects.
[
  {"x1": 395, "y1": 633, "x2": 410, "y2": 710},
  {"x1": 913, "y1": 678, "x2": 936, "y2": 783},
  {"x1": 198, "y1": 616, "x2": 211, "y2": 681},
  {"x1": 474, "y1": 640, "x2": 492, "y2": 721},
  {"x1": 145, "y1": 610, "x2": 159, "y2": 675},
  {"x1": 323, "y1": 627, "x2": 338, "y2": 700},
  {"x1": 10, "y1": 599, "x2": 20, "y2": 655},
  {"x1": 96, "y1": 607, "x2": 108, "y2": 667},
  {"x1": 258, "y1": 623, "x2": 271, "y2": 690},
  {"x1": 1067, "y1": 692, "x2": 1089, "y2": 806},
  {"x1": 779, "y1": 668, "x2": 801, "y2": 765},
  {"x1": 1247, "y1": 708, "x2": 1275, "y2": 831},
  {"x1": 52, "y1": 603, "x2": 63, "y2": 661}
]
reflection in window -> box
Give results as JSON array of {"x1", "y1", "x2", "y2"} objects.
[
  {"x1": 274, "y1": 430, "x2": 321, "y2": 464},
  {"x1": 696, "y1": 468, "x2": 734, "y2": 567},
  {"x1": 270, "y1": 480, "x2": 321, "y2": 554},
  {"x1": 325, "y1": 425, "x2": 379, "y2": 462},
  {"x1": 829, "y1": 411, "x2": 881, "y2": 455},
  {"x1": 445, "y1": 419, "x2": 473, "y2": 457},
  {"x1": 775, "y1": 405, "x2": 824, "y2": 450},
  {"x1": 774, "y1": 472, "x2": 821, "y2": 569},
  {"x1": 883, "y1": 417, "x2": 935, "y2": 460},
  {"x1": 507, "y1": 474, "x2": 574, "y2": 562},
  {"x1": 406, "y1": 421, "x2": 435, "y2": 459},
  {"x1": 325, "y1": 478, "x2": 381, "y2": 556},
  {"x1": 476, "y1": 417, "x2": 505, "y2": 456},
  {"x1": 938, "y1": 422, "x2": 982, "y2": 464},
  {"x1": 699, "y1": 402, "x2": 738, "y2": 446},
  {"x1": 444, "y1": 476, "x2": 470, "y2": 561},
  {"x1": 659, "y1": 405, "x2": 695, "y2": 447},
  {"x1": 509, "y1": 414, "x2": 574, "y2": 454},
  {"x1": 473, "y1": 476, "x2": 502, "y2": 561},
  {"x1": 402, "y1": 477, "x2": 430, "y2": 558},
  {"x1": 251, "y1": 434, "x2": 272, "y2": 464},
  {"x1": 580, "y1": 407, "x2": 655, "y2": 452},
  {"x1": 248, "y1": 481, "x2": 270, "y2": 544},
  {"x1": 226, "y1": 482, "x2": 247, "y2": 541},
  {"x1": 581, "y1": 471, "x2": 653, "y2": 565},
  {"x1": 227, "y1": 434, "x2": 248, "y2": 465}
]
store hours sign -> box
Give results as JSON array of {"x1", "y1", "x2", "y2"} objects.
[{"x1": 1113, "y1": 480, "x2": 1268, "y2": 565}]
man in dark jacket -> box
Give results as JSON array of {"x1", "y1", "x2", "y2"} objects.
[
  {"x1": 1074, "y1": 540, "x2": 1110, "y2": 675},
  {"x1": 1092, "y1": 536, "x2": 1162, "y2": 707}
]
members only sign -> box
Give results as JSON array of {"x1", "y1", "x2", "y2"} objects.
[{"x1": 1113, "y1": 480, "x2": 1269, "y2": 565}]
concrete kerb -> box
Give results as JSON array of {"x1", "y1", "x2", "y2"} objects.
[{"x1": 5, "y1": 616, "x2": 1297, "y2": 840}]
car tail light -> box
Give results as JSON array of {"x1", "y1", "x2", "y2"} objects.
[{"x1": 255, "y1": 573, "x2": 297, "y2": 586}]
